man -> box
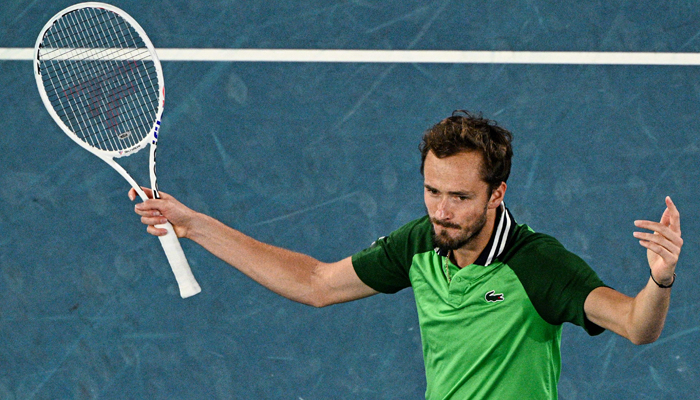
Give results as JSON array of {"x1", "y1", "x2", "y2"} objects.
[{"x1": 130, "y1": 111, "x2": 683, "y2": 399}]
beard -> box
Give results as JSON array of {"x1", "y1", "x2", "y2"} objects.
[{"x1": 430, "y1": 205, "x2": 488, "y2": 250}]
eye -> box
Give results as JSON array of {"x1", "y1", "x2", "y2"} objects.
[{"x1": 454, "y1": 194, "x2": 473, "y2": 201}]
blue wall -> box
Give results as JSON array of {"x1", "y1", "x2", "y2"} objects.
[{"x1": 1, "y1": 1, "x2": 698, "y2": 398}]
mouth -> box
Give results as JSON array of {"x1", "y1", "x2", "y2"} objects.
[{"x1": 432, "y1": 219, "x2": 461, "y2": 230}]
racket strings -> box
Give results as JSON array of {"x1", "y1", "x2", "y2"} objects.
[
  {"x1": 42, "y1": 49, "x2": 158, "y2": 142},
  {"x1": 38, "y1": 7, "x2": 160, "y2": 153},
  {"x1": 42, "y1": 10, "x2": 137, "y2": 59},
  {"x1": 42, "y1": 12, "x2": 153, "y2": 153},
  {"x1": 60, "y1": 8, "x2": 155, "y2": 152},
  {"x1": 44, "y1": 59, "x2": 158, "y2": 147}
]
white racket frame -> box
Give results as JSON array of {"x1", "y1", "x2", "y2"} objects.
[{"x1": 34, "y1": 2, "x2": 201, "y2": 298}]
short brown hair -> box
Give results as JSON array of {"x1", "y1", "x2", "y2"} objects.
[{"x1": 419, "y1": 110, "x2": 513, "y2": 192}]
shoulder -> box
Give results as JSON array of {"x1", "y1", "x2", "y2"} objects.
[
  {"x1": 354, "y1": 215, "x2": 434, "y2": 264},
  {"x1": 351, "y1": 215, "x2": 434, "y2": 293},
  {"x1": 379, "y1": 215, "x2": 433, "y2": 250},
  {"x1": 500, "y1": 224, "x2": 606, "y2": 333},
  {"x1": 502, "y1": 224, "x2": 581, "y2": 268}
]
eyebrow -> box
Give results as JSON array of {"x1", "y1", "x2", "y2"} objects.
[{"x1": 424, "y1": 184, "x2": 475, "y2": 197}]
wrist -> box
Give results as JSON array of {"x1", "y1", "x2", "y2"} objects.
[
  {"x1": 185, "y1": 211, "x2": 218, "y2": 241},
  {"x1": 650, "y1": 269, "x2": 676, "y2": 288}
]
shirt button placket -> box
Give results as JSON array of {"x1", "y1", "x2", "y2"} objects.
[{"x1": 448, "y1": 276, "x2": 468, "y2": 306}]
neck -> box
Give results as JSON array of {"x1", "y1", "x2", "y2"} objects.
[{"x1": 450, "y1": 207, "x2": 498, "y2": 268}]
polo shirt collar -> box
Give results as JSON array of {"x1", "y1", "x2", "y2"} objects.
[{"x1": 434, "y1": 203, "x2": 516, "y2": 266}]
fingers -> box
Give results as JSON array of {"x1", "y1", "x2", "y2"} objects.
[
  {"x1": 665, "y1": 196, "x2": 681, "y2": 233},
  {"x1": 127, "y1": 187, "x2": 164, "y2": 201},
  {"x1": 140, "y1": 213, "x2": 167, "y2": 225},
  {"x1": 634, "y1": 220, "x2": 682, "y2": 247},
  {"x1": 128, "y1": 186, "x2": 169, "y2": 236},
  {"x1": 634, "y1": 197, "x2": 684, "y2": 271},
  {"x1": 129, "y1": 187, "x2": 187, "y2": 238},
  {"x1": 133, "y1": 188, "x2": 172, "y2": 213},
  {"x1": 634, "y1": 219, "x2": 682, "y2": 242},
  {"x1": 146, "y1": 224, "x2": 169, "y2": 237},
  {"x1": 651, "y1": 197, "x2": 681, "y2": 234},
  {"x1": 636, "y1": 237, "x2": 679, "y2": 268},
  {"x1": 633, "y1": 231, "x2": 682, "y2": 257},
  {"x1": 132, "y1": 202, "x2": 169, "y2": 236},
  {"x1": 635, "y1": 196, "x2": 682, "y2": 241},
  {"x1": 140, "y1": 186, "x2": 154, "y2": 198},
  {"x1": 134, "y1": 200, "x2": 172, "y2": 233},
  {"x1": 134, "y1": 204, "x2": 169, "y2": 236}
]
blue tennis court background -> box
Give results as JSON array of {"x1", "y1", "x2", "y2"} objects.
[{"x1": 1, "y1": 1, "x2": 699, "y2": 398}]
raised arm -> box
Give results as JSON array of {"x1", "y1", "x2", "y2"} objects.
[
  {"x1": 129, "y1": 188, "x2": 378, "y2": 307},
  {"x1": 584, "y1": 196, "x2": 683, "y2": 344}
]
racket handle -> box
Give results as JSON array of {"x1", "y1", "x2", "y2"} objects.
[{"x1": 155, "y1": 221, "x2": 201, "y2": 298}]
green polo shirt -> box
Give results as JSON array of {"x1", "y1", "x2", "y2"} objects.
[{"x1": 351, "y1": 206, "x2": 606, "y2": 400}]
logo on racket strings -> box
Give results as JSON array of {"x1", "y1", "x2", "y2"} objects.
[{"x1": 118, "y1": 131, "x2": 132, "y2": 140}]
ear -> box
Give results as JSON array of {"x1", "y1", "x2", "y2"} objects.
[{"x1": 488, "y1": 182, "x2": 507, "y2": 210}]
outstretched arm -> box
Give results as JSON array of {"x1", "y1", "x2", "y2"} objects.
[
  {"x1": 129, "y1": 188, "x2": 378, "y2": 307},
  {"x1": 584, "y1": 196, "x2": 683, "y2": 345}
]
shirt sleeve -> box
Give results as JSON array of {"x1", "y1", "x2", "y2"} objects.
[
  {"x1": 351, "y1": 216, "x2": 433, "y2": 294},
  {"x1": 506, "y1": 231, "x2": 608, "y2": 336}
]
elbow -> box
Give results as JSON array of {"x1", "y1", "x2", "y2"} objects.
[
  {"x1": 630, "y1": 337, "x2": 656, "y2": 346},
  {"x1": 302, "y1": 263, "x2": 339, "y2": 308},
  {"x1": 304, "y1": 276, "x2": 343, "y2": 308},
  {"x1": 629, "y1": 331, "x2": 662, "y2": 346},
  {"x1": 302, "y1": 259, "x2": 364, "y2": 308},
  {"x1": 298, "y1": 278, "x2": 333, "y2": 309},
  {"x1": 621, "y1": 313, "x2": 666, "y2": 345},
  {"x1": 281, "y1": 292, "x2": 330, "y2": 308},
  {"x1": 283, "y1": 285, "x2": 332, "y2": 308},
  {"x1": 304, "y1": 295, "x2": 333, "y2": 309}
]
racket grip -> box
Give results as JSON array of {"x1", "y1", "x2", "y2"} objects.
[{"x1": 155, "y1": 221, "x2": 201, "y2": 298}]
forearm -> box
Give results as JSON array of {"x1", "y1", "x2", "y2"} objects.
[
  {"x1": 132, "y1": 189, "x2": 375, "y2": 306},
  {"x1": 624, "y1": 278, "x2": 672, "y2": 344},
  {"x1": 586, "y1": 281, "x2": 672, "y2": 345},
  {"x1": 186, "y1": 212, "x2": 327, "y2": 306},
  {"x1": 587, "y1": 197, "x2": 681, "y2": 345}
]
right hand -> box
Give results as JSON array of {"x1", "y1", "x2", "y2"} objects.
[
  {"x1": 633, "y1": 196, "x2": 682, "y2": 286},
  {"x1": 128, "y1": 187, "x2": 195, "y2": 238}
]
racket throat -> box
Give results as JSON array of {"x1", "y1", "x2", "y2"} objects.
[{"x1": 149, "y1": 137, "x2": 161, "y2": 199}]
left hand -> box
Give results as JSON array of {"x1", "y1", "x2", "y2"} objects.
[
  {"x1": 128, "y1": 187, "x2": 195, "y2": 238},
  {"x1": 633, "y1": 196, "x2": 683, "y2": 286}
]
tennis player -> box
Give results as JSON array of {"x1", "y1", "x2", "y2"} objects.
[{"x1": 130, "y1": 110, "x2": 682, "y2": 399}]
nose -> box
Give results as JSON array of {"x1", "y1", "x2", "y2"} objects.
[{"x1": 435, "y1": 197, "x2": 451, "y2": 220}]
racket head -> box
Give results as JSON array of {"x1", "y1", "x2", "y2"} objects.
[{"x1": 34, "y1": 2, "x2": 164, "y2": 159}]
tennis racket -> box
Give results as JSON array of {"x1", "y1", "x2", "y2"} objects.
[{"x1": 33, "y1": 2, "x2": 201, "y2": 298}]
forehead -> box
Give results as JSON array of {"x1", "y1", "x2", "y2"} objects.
[{"x1": 423, "y1": 150, "x2": 487, "y2": 191}]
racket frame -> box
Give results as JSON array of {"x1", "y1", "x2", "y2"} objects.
[{"x1": 34, "y1": 2, "x2": 201, "y2": 298}]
